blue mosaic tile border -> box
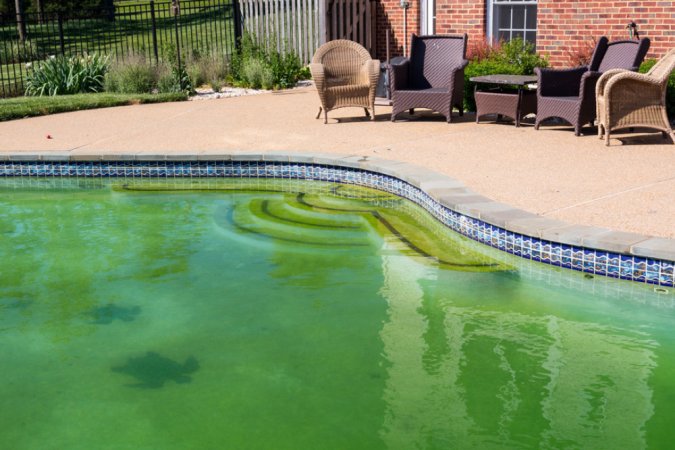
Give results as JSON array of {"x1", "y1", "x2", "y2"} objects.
[{"x1": 2, "y1": 160, "x2": 672, "y2": 287}]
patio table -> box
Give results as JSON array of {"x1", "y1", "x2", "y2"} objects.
[{"x1": 470, "y1": 75, "x2": 538, "y2": 127}]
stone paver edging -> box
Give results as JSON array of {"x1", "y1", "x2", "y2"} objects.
[{"x1": 3, "y1": 150, "x2": 674, "y2": 285}]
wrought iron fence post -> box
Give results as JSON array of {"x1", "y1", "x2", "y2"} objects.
[
  {"x1": 233, "y1": 0, "x2": 242, "y2": 52},
  {"x1": 150, "y1": 1, "x2": 159, "y2": 63},
  {"x1": 172, "y1": 0, "x2": 182, "y2": 87},
  {"x1": 57, "y1": 9, "x2": 65, "y2": 56}
]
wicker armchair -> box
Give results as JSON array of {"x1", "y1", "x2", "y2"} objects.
[
  {"x1": 597, "y1": 48, "x2": 675, "y2": 146},
  {"x1": 534, "y1": 37, "x2": 651, "y2": 135},
  {"x1": 309, "y1": 40, "x2": 380, "y2": 124},
  {"x1": 385, "y1": 34, "x2": 469, "y2": 123}
]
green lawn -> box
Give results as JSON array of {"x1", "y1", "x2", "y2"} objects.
[
  {"x1": 1, "y1": 1, "x2": 236, "y2": 96},
  {"x1": 0, "y1": 92, "x2": 188, "y2": 121}
]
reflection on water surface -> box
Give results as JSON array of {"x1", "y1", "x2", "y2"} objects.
[{"x1": 0, "y1": 178, "x2": 672, "y2": 449}]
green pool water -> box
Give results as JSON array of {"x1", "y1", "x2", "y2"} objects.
[{"x1": 1, "y1": 177, "x2": 674, "y2": 450}]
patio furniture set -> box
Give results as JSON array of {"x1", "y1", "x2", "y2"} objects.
[{"x1": 309, "y1": 35, "x2": 675, "y2": 146}]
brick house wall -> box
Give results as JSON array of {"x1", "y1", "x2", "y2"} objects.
[
  {"x1": 374, "y1": 0, "x2": 674, "y2": 66},
  {"x1": 538, "y1": 1, "x2": 674, "y2": 66}
]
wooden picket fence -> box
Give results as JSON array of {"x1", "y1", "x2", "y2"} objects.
[
  {"x1": 238, "y1": 0, "x2": 324, "y2": 65},
  {"x1": 237, "y1": 0, "x2": 374, "y2": 65}
]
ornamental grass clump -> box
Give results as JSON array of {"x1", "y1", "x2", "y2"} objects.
[
  {"x1": 104, "y1": 52, "x2": 181, "y2": 94},
  {"x1": 185, "y1": 52, "x2": 229, "y2": 92},
  {"x1": 24, "y1": 52, "x2": 109, "y2": 96}
]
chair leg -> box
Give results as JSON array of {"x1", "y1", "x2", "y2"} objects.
[
  {"x1": 316, "y1": 106, "x2": 322, "y2": 119},
  {"x1": 534, "y1": 119, "x2": 540, "y2": 130},
  {"x1": 605, "y1": 131, "x2": 611, "y2": 146},
  {"x1": 669, "y1": 130, "x2": 675, "y2": 144},
  {"x1": 371, "y1": 106, "x2": 375, "y2": 121},
  {"x1": 598, "y1": 124, "x2": 604, "y2": 140},
  {"x1": 364, "y1": 108, "x2": 370, "y2": 118},
  {"x1": 409, "y1": 108, "x2": 415, "y2": 115},
  {"x1": 497, "y1": 114, "x2": 502, "y2": 123},
  {"x1": 324, "y1": 110, "x2": 328, "y2": 124},
  {"x1": 574, "y1": 124, "x2": 581, "y2": 137},
  {"x1": 459, "y1": 107, "x2": 464, "y2": 117}
]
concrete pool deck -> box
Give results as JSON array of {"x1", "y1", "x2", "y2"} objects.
[{"x1": 1, "y1": 85, "x2": 674, "y2": 240}]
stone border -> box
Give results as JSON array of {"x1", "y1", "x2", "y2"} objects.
[{"x1": 2, "y1": 150, "x2": 674, "y2": 281}]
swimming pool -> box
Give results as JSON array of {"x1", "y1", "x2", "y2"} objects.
[{"x1": 1, "y1": 177, "x2": 674, "y2": 449}]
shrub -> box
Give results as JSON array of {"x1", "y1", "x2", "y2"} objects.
[
  {"x1": 563, "y1": 33, "x2": 621, "y2": 68},
  {"x1": 229, "y1": 33, "x2": 303, "y2": 90},
  {"x1": 466, "y1": 36, "x2": 502, "y2": 63},
  {"x1": 241, "y1": 58, "x2": 274, "y2": 89},
  {"x1": 0, "y1": 41, "x2": 41, "y2": 65},
  {"x1": 185, "y1": 53, "x2": 229, "y2": 92},
  {"x1": 24, "y1": 52, "x2": 109, "y2": 96},
  {"x1": 104, "y1": 53, "x2": 181, "y2": 94},
  {"x1": 462, "y1": 38, "x2": 549, "y2": 112},
  {"x1": 104, "y1": 53, "x2": 155, "y2": 94},
  {"x1": 640, "y1": 58, "x2": 675, "y2": 118},
  {"x1": 463, "y1": 60, "x2": 524, "y2": 112},
  {"x1": 490, "y1": 38, "x2": 549, "y2": 76}
]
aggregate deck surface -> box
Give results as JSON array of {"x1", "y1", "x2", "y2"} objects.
[{"x1": 1, "y1": 86, "x2": 673, "y2": 238}]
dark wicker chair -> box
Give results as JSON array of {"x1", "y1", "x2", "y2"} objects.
[
  {"x1": 385, "y1": 34, "x2": 469, "y2": 123},
  {"x1": 534, "y1": 36, "x2": 650, "y2": 135}
]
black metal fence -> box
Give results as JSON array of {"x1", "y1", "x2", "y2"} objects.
[{"x1": 0, "y1": 0, "x2": 240, "y2": 97}]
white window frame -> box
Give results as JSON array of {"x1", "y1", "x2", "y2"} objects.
[{"x1": 487, "y1": 0, "x2": 537, "y2": 44}]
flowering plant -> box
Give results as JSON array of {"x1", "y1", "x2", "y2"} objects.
[{"x1": 24, "y1": 52, "x2": 109, "y2": 96}]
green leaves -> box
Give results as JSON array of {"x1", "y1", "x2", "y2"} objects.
[
  {"x1": 24, "y1": 52, "x2": 109, "y2": 96},
  {"x1": 229, "y1": 33, "x2": 303, "y2": 90},
  {"x1": 463, "y1": 38, "x2": 549, "y2": 112}
]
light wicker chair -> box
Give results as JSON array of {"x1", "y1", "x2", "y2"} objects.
[
  {"x1": 597, "y1": 48, "x2": 675, "y2": 146},
  {"x1": 309, "y1": 40, "x2": 380, "y2": 124}
]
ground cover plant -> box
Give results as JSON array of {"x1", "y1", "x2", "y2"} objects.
[
  {"x1": 463, "y1": 37, "x2": 549, "y2": 113},
  {"x1": 229, "y1": 33, "x2": 308, "y2": 90},
  {"x1": 0, "y1": 91, "x2": 187, "y2": 121}
]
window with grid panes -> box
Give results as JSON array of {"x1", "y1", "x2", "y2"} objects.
[{"x1": 489, "y1": 0, "x2": 537, "y2": 46}]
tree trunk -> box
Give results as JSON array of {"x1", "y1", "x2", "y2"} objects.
[
  {"x1": 105, "y1": 0, "x2": 115, "y2": 22},
  {"x1": 36, "y1": 0, "x2": 43, "y2": 24},
  {"x1": 15, "y1": 0, "x2": 26, "y2": 41}
]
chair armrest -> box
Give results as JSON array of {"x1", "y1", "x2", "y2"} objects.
[
  {"x1": 449, "y1": 59, "x2": 470, "y2": 93},
  {"x1": 309, "y1": 63, "x2": 325, "y2": 92},
  {"x1": 383, "y1": 59, "x2": 410, "y2": 93},
  {"x1": 605, "y1": 71, "x2": 663, "y2": 97},
  {"x1": 535, "y1": 65, "x2": 588, "y2": 97},
  {"x1": 596, "y1": 69, "x2": 631, "y2": 98},
  {"x1": 579, "y1": 70, "x2": 603, "y2": 101},
  {"x1": 364, "y1": 59, "x2": 381, "y2": 88}
]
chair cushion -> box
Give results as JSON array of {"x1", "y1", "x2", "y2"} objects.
[
  {"x1": 396, "y1": 88, "x2": 450, "y2": 94},
  {"x1": 326, "y1": 84, "x2": 369, "y2": 96},
  {"x1": 542, "y1": 96, "x2": 579, "y2": 103}
]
